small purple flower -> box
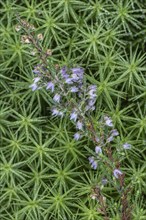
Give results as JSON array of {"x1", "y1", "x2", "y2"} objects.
[
  {"x1": 70, "y1": 86, "x2": 79, "y2": 93},
  {"x1": 33, "y1": 77, "x2": 41, "y2": 83},
  {"x1": 123, "y1": 143, "x2": 131, "y2": 150},
  {"x1": 88, "y1": 156, "x2": 94, "y2": 164},
  {"x1": 88, "y1": 99, "x2": 96, "y2": 106},
  {"x1": 65, "y1": 78, "x2": 73, "y2": 84},
  {"x1": 88, "y1": 89, "x2": 97, "y2": 98},
  {"x1": 29, "y1": 83, "x2": 38, "y2": 91},
  {"x1": 46, "y1": 81, "x2": 54, "y2": 92},
  {"x1": 89, "y1": 85, "x2": 97, "y2": 90},
  {"x1": 107, "y1": 135, "x2": 114, "y2": 143},
  {"x1": 104, "y1": 116, "x2": 113, "y2": 127},
  {"x1": 32, "y1": 69, "x2": 40, "y2": 74},
  {"x1": 95, "y1": 146, "x2": 102, "y2": 154},
  {"x1": 91, "y1": 160, "x2": 98, "y2": 170},
  {"x1": 71, "y1": 73, "x2": 80, "y2": 82},
  {"x1": 52, "y1": 108, "x2": 60, "y2": 116},
  {"x1": 60, "y1": 66, "x2": 67, "y2": 74},
  {"x1": 74, "y1": 132, "x2": 81, "y2": 140},
  {"x1": 85, "y1": 104, "x2": 95, "y2": 112},
  {"x1": 52, "y1": 108, "x2": 63, "y2": 117},
  {"x1": 111, "y1": 129, "x2": 119, "y2": 136},
  {"x1": 60, "y1": 66, "x2": 69, "y2": 79},
  {"x1": 70, "y1": 112, "x2": 78, "y2": 121},
  {"x1": 88, "y1": 157, "x2": 97, "y2": 170},
  {"x1": 76, "y1": 121, "x2": 83, "y2": 130},
  {"x1": 71, "y1": 67, "x2": 84, "y2": 75},
  {"x1": 32, "y1": 65, "x2": 41, "y2": 74},
  {"x1": 113, "y1": 169, "x2": 123, "y2": 179},
  {"x1": 53, "y1": 94, "x2": 61, "y2": 103}
]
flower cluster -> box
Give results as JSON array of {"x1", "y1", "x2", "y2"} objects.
[
  {"x1": 87, "y1": 116, "x2": 131, "y2": 181},
  {"x1": 29, "y1": 66, "x2": 97, "y2": 140},
  {"x1": 29, "y1": 64, "x2": 131, "y2": 182}
]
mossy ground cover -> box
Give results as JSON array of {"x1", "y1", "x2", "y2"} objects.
[{"x1": 0, "y1": 0, "x2": 146, "y2": 219}]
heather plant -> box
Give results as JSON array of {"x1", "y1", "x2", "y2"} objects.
[{"x1": 0, "y1": 1, "x2": 146, "y2": 220}]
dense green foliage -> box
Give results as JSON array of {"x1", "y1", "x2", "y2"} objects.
[{"x1": 0, "y1": 0, "x2": 146, "y2": 219}]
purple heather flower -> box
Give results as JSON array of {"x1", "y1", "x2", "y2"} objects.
[
  {"x1": 107, "y1": 135, "x2": 114, "y2": 143},
  {"x1": 32, "y1": 69, "x2": 40, "y2": 74},
  {"x1": 70, "y1": 86, "x2": 79, "y2": 93},
  {"x1": 53, "y1": 94, "x2": 61, "y2": 103},
  {"x1": 52, "y1": 108, "x2": 63, "y2": 117},
  {"x1": 60, "y1": 66, "x2": 69, "y2": 79},
  {"x1": 123, "y1": 143, "x2": 131, "y2": 149},
  {"x1": 111, "y1": 129, "x2": 119, "y2": 136},
  {"x1": 88, "y1": 90, "x2": 97, "y2": 98},
  {"x1": 95, "y1": 146, "x2": 102, "y2": 154},
  {"x1": 46, "y1": 81, "x2": 54, "y2": 92},
  {"x1": 88, "y1": 156, "x2": 94, "y2": 164},
  {"x1": 29, "y1": 83, "x2": 38, "y2": 91},
  {"x1": 86, "y1": 105, "x2": 95, "y2": 112},
  {"x1": 88, "y1": 157, "x2": 97, "y2": 170},
  {"x1": 61, "y1": 66, "x2": 67, "y2": 74},
  {"x1": 52, "y1": 108, "x2": 60, "y2": 116},
  {"x1": 104, "y1": 116, "x2": 113, "y2": 127},
  {"x1": 74, "y1": 132, "x2": 81, "y2": 140},
  {"x1": 113, "y1": 169, "x2": 123, "y2": 179},
  {"x1": 91, "y1": 161, "x2": 98, "y2": 170},
  {"x1": 71, "y1": 73, "x2": 80, "y2": 81},
  {"x1": 71, "y1": 67, "x2": 84, "y2": 75},
  {"x1": 89, "y1": 85, "x2": 97, "y2": 90},
  {"x1": 65, "y1": 78, "x2": 74, "y2": 84},
  {"x1": 33, "y1": 77, "x2": 41, "y2": 83},
  {"x1": 88, "y1": 99, "x2": 96, "y2": 106},
  {"x1": 70, "y1": 112, "x2": 78, "y2": 121},
  {"x1": 88, "y1": 85, "x2": 97, "y2": 99},
  {"x1": 76, "y1": 121, "x2": 83, "y2": 130}
]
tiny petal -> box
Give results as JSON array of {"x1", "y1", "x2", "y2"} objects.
[
  {"x1": 88, "y1": 99, "x2": 96, "y2": 106},
  {"x1": 76, "y1": 121, "x2": 83, "y2": 130},
  {"x1": 113, "y1": 169, "x2": 123, "y2": 179},
  {"x1": 107, "y1": 136, "x2": 114, "y2": 143},
  {"x1": 104, "y1": 117, "x2": 113, "y2": 127},
  {"x1": 71, "y1": 73, "x2": 80, "y2": 81},
  {"x1": 52, "y1": 108, "x2": 60, "y2": 116},
  {"x1": 74, "y1": 132, "x2": 81, "y2": 140},
  {"x1": 91, "y1": 161, "x2": 98, "y2": 170},
  {"x1": 88, "y1": 156, "x2": 94, "y2": 164},
  {"x1": 95, "y1": 146, "x2": 102, "y2": 154},
  {"x1": 29, "y1": 83, "x2": 38, "y2": 91},
  {"x1": 123, "y1": 143, "x2": 131, "y2": 149},
  {"x1": 61, "y1": 66, "x2": 69, "y2": 79},
  {"x1": 85, "y1": 105, "x2": 95, "y2": 112},
  {"x1": 70, "y1": 86, "x2": 79, "y2": 93},
  {"x1": 88, "y1": 89, "x2": 97, "y2": 98},
  {"x1": 70, "y1": 112, "x2": 78, "y2": 122},
  {"x1": 46, "y1": 81, "x2": 54, "y2": 92},
  {"x1": 111, "y1": 129, "x2": 119, "y2": 136},
  {"x1": 65, "y1": 78, "x2": 73, "y2": 84},
  {"x1": 34, "y1": 77, "x2": 41, "y2": 83},
  {"x1": 52, "y1": 108, "x2": 64, "y2": 117},
  {"x1": 53, "y1": 94, "x2": 61, "y2": 103},
  {"x1": 71, "y1": 67, "x2": 84, "y2": 75},
  {"x1": 89, "y1": 85, "x2": 97, "y2": 90}
]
